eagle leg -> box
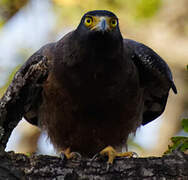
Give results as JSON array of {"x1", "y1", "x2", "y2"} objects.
[{"x1": 99, "y1": 146, "x2": 135, "y2": 164}]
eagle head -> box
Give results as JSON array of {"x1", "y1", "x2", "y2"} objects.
[{"x1": 75, "y1": 10, "x2": 123, "y2": 49}]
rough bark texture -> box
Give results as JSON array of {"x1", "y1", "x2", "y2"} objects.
[
  {"x1": 0, "y1": 57, "x2": 187, "y2": 179},
  {"x1": 0, "y1": 151, "x2": 188, "y2": 180}
]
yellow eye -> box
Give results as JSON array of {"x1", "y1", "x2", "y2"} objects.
[
  {"x1": 110, "y1": 18, "x2": 117, "y2": 28},
  {"x1": 84, "y1": 16, "x2": 93, "y2": 27}
]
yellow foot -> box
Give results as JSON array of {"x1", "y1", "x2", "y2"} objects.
[
  {"x1": 100, "y1": 146, "x2": 135, "y2": 164},
  {"x1": 60, "y1": 147, "x2": 81, "y2": 160},
  {"x1": 62, "y1": 148, "x2": 75, "y2": 159}
]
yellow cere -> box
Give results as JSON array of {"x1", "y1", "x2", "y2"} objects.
[{"x1": 84, "y1": 16, "x2": 117, "y2": 31}]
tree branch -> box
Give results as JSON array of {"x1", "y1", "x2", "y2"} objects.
[{"x1": 0, "y1": 151, "x2": 187, "y2": 179}]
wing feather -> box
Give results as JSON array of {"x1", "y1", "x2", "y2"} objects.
[
  {"x1": 17, "y1": 44, "x2": 53, "y2": 126},
  {"x1": 124, "y1": 39, "x2": 177, "y2": 125}
]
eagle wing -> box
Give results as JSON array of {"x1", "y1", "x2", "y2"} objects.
[
  {"x1": 124, "y1": 39, "x2": 177, "y2": 125},
  {"x1": 13, "y1": 44, "x2": 53, "y2": 126}
]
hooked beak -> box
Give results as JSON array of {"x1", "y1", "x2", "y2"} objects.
[
  {"x1": 100, "y1": 19, "x2": 107, "y2": 32},
  {"x1": 96, "y1": 18, "x2": 109, "y2": 33}
]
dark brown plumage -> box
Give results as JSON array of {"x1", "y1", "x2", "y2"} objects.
[{"x1": 21, "y1": 10, "x2": 177, "y2": 157}]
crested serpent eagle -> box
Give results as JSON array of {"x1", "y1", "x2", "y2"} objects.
[{"x1": 10, "y1": 10, "x2": 177, "y2": 163}]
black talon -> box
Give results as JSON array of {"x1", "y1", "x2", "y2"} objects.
[
  {"x1": 71, "y1": 152, "x2": 82, "y2": 162},
  {"x1": 60, "y1": 153, "x2": 68, "y2": 163},
  {"x1": 132, "y1": 152, "x2": 138, "y2": 158},
  {"x1": 90, "y1": 153, "x2": 107, "y2": 162},
  {"x1": 106, "y1": 162, "x2": 112, "y2": 171},
  {"x1": 90, "y1": 153, "x2": 100, "y2": 162}
]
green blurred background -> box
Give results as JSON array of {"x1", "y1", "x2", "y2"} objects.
[{"x1": 0, "y1": 0, "x2": 187, "y2": 156}]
